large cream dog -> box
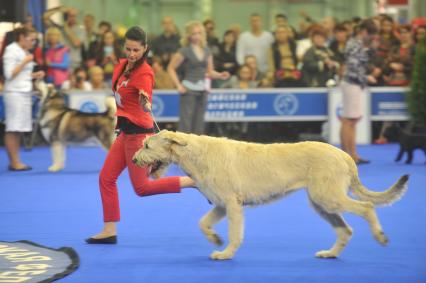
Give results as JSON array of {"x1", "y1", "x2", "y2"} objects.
[{"x1": 132, "y1": 130, "x2": 408, "y2": 260}]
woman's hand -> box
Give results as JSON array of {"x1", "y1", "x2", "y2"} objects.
[
  {"x1": 177, "y1": 84, "x2": 187, "y2": 94},
  {"x1": 32, "y1": 70, "x2": 45, "y2": 79},
  {"x1": 219, "y1": 71, "x2": 230, "y2": 80},
  {"x1": 139, "y1": 90, "x2": 152, "y2": 112}
]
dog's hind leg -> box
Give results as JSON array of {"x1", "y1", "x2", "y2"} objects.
[
  {"x1": 49, "y1": 141, "x2": 65, "y2": 172},
  {"x1": 395, "y1": 146, "x2": 404, "y2": 162},
  {"x1": 199, "y1": 206, "x2": 226, "y2": 246},
  {"x1": 210, "y1": 197, "x2": 244, "y2": 260},
  {"x1": 309, "y1": 199, "x2": 353, "y2": 258}
]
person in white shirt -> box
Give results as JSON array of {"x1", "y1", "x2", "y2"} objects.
[
  {"x1": 236, "y1": 14, "x2": 274, "y2": 73},
  {"x1": 3, "y1": 27, "x2": 44, "y2": 171}
]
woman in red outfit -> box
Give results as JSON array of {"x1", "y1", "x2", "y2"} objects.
[{"x1": 86, "y1": 27, "x2": 195, "y2": 244}]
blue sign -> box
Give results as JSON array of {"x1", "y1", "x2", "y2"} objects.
[
  {"x1": 371, "y1": 89, "x2": 409, "y2": 118},
  {"x1": 153, "y1": 89, "x2": 328, "y2": 121}
]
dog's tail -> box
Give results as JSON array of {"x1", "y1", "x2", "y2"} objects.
[
  {"x1": 105, "y1": 96, "x2": 117, "y2": 118},
  {"x1": 350, "y1": 167, "x2": 408, "y2": 206}
]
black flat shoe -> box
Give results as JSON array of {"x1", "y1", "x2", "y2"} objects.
[
  {"x1": 8, "y1": 165, "x2": 32, "y2": 171},
  {"x1": 85, "y1": 235, "x2": 117, "y2": 244}
]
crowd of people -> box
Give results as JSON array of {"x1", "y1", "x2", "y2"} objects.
[{"x1": 0, "y1": 7, "x2": 425, "y2": 92}]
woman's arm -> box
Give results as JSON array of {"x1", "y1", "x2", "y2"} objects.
[
  {"x1": 167, "y1": 52, "x2": 186, "y2": 93},
  {"x1": 207, "y1": 55, "x2": 230, "y2": 80}
]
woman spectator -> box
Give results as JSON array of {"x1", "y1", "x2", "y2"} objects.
[
  {"x1": 168, "y1": 21, "x2": 229, "y2": 134},
  {"x1": 329, "y1": 24, "x2": 349, "y2": 66},
  {"x1": 216, "y1": 30, "x2": 238, "y2": 76},
  {"x1": 302, "y1": 29, "x2": 339, "y2": 87},
  {"x1": 3, "y1": 27, "x2": 44, "y2": 171},
  {"x1": 89, "y1": 65, "x2": 108, "y2": 90},
  {"x1": 266, "y1": 25, "x2": 301, "y2": 87},
  {"x1": 244, "y1": 55, "x2": 266, "y2": 86},
  {"x1": 375, "y1": 15, "x2": 399, "y2": 68},
  {"x1": 223, "y1": 64, "x2": 258, "y2": 89},
  {"x1": 94, "y1": 31, "x2": 122, "y2": 83},
  {"x1": 44, "y1": 27, "x2": 70, "y2": 88}
]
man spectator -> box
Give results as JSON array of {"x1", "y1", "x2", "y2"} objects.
[
  {"x1": 203, "y1": 19, "x2": 221, "y2": 58},
  {"x1": 151, "y1": 16, "x2": 181, "y2": 69},
  {"x1": 236, "y1": 13, "x2": 274, "y2": 73},
  {"x1": 82, "y1": 14, "x2": 98, "y2": 65}
]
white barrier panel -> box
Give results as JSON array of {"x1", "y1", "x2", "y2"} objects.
[
  {"x1": 328, "y1": 86, "x2": 371, "y2": 145},
  {"x1": 66, "y1": 90, "x2": 113, "y2": 112}
]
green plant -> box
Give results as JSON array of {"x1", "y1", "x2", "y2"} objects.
[{"x1": 407, "y1": 39, "x2": 426, "y2": 124}]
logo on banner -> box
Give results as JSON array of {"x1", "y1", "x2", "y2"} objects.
[
  {"x1": 79, "y1": 101, "x2": 99, "y2": 113},
  {"x1": 274, "y1": 93, "x2": 299, "y2": 115},
  {"x1": 152, "y1": 96, "x2": 164, "y2": 116}
]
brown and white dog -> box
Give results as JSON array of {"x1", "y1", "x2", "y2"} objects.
[{"x1": 36, "y1": 81, "x2": 116, "y2": 172}]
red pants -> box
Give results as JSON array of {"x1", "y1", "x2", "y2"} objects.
[{"x1": 99, "y1": 132, "x2": 181, "y2": 222}]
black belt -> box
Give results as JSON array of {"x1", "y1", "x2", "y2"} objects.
[{"x1": 116, "y1": 117, "x2": 154, "y2": 135}]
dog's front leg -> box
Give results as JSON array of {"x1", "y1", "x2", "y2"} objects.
[
  {"x1": 49, "y1": 141, "x2": 65, "y2": 172},
  {"x1": 199, "y1": 206, "x2": 226, "y2": 246},
  {"x1": 210, "y1": 198, "x2": 244, "y2": 260}
]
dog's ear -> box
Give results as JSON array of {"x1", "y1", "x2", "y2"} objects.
[{"x1": 161, "y1": 131, "x2": 187, "y2": 146}]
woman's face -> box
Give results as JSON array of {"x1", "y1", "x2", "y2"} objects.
[
  {"x1": 124, "y1": 39, "x2": 147, "y2": 63},
  {"x1": 223, "y1": 32, "x2": 235, "y2": 45},
  {"x1": 22, "y1": 32, "x2": 36, "y2": 50},
  {"x1": 381, "y1": 20, "x2": 393, "y2": 34},
  {"x1": 275, "y1": 27, "x2": 288, "y2": 43},
  {"x1": 400, "y1": 28, "x2": 412, "y2": 43},
  {"x1": 189, "y1": 25, "x2": 203, "y2": 45},
  {"x1": 312, "y1": 34, "x2": 326, "y2": 47},
  {"x1": 91, "y1": 70, "x2": 104, "y2": 84},
  {"x1": 103, "y1": 32, "x2": 115, "y2": 46},
  {"x1": 238, "y1": 66, "x2": 252, "y2": 81},
  {"x1": 244, "y1": 57, "x2": 257, "y2": 70},
  {"x1": 47, "y1": 32, "x2": 60, "y2": 45}
]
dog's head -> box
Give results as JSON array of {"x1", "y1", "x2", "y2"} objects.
[
  {"x1": 383, "y1": 124, "x2": 402, "y2": 141},
  {"x1": 132, "y1": 130, "x2": 187, "y2": 178}
]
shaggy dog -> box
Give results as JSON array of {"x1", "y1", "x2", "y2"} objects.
[
  {"x1": 36, "y1": 81, "x2": 116, "y2": 172},
  {"x1": 383, "y1": 124, "x2": 426, "y2": 164},
  {"x1": 132, "y1": 130, "x2": 408, "y2": 260}
]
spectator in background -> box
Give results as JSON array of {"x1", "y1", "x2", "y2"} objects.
[
  {"x1": 383, "y1": 25, "x2": 415, "y2": 87},
  {"x1": 237, "y1": 13, "x2": 274, "y2": 73},
  {"x1": 44, "y1": 27, "x2": 70, "y2": 88},
  {"x1": 152, "y1": 56, "x2": 174, "y2": 89},
  {"x1": 82, "y1": 14, "x2": 98, "y2": 65},
  {"x1": 244, "y1": 55, "x2": 265, "y2": 86},
  {"x1": 376, "y1": 15, "x2": 399, "y2": 67},
  {"x1": 329, "y1": 24, "x2": 349, "y2": 66},
  {"x1": 414, "y1": 25, "x2": 426, "y2": 45},
  {"x1": 44, "y1": 6, "x2": 85, "y2": 70},
  {"x1": 151, "y1": 16, "x2": 181, "y2": 69},
  {"x1": 266, "y1": 25, "x2": 301, "y2": 87},
  {"x1": 339, "y1": 19, "x2": 378, "y2": 165},
  {"x1": 168, "y1": 21, "x2": 229, "y2": 134},
  {"x1": 214, "y1": 30, "x2": 238, "y2": 87},
  {"x1": 89, "y1": 66, "x2": 108, "y2": 90},
  {"x1": 229, "y1": 23, "x2": 242, "y2": 40},
  {"x1": 302, "y1": 29, "x2": 339, "y2": 87},
  {"x1": 94, "y1": 31, "x2": 122, "y2": 83},
  {"x1": 223, "y1": 64, "x2": 258, "y2": 89},
  {"x1": 321, "y1": 16, "x2": 337, "y2": 46},
  {"x1": 274, "y1": 14, "x2": 288, "y2": 30},
  {"x1": 3, "y1": 27, "x2": 45, "y2": 171},
  {"x1": 61, "y1": 67, "x2": 92, "y2": 91},
  {"x1": 203, "y1": 19, "x2": 221, "y2": 58}
]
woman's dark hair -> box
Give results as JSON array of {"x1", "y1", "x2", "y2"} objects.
[
  {"x1": 123, "y1": 26, "x2": 149, "y2": 78},
  {"x1": 14, "y1": 27, "x2": 35, "y2": 42},
  {"x1": 358, "y1": 19, "x2": 378, "y2": 35}
]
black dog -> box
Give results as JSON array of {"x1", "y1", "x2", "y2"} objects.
[{"x1": 383, "y1": 124, "x2": 426, "y2": 164}]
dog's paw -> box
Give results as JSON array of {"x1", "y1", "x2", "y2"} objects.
[
  {"x1": 48, "y1": 165, "x2": 64, "y2": 172},
  {"x1": 315, "y1": 250, "x2": 338, "y2": 259},
  {"x1": 209, "y1": 250, "x2": 233, "y2": 260},
  {"x1": 374, "y1": 231, "x2": 389, "y2": 246},
  {"x1": 207, "y1": 233, "x2": 224, "y2": 246}
]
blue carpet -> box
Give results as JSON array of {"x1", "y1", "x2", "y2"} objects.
[{"x1": 0, "y1": 144, "x2": 425, "y2": 283}]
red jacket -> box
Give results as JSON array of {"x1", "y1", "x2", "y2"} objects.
[{"x1": 112, "y1": 59, "x2": 154, "y2": 129}]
